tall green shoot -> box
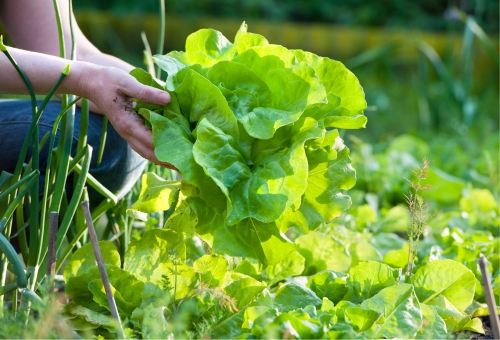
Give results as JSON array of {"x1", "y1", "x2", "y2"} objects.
[{"x1": 404, "y1": 158, "x2": 432, "y2": 278}]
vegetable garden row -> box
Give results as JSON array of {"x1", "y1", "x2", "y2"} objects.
[{"x1": 0, "y1": 3, "x2": 498, "y2": 339}]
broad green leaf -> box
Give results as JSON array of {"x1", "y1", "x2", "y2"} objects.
[
  {"x1": 128, "y1": 172, "x2": 180, "y2": 214},
  {"x1": 153, "y1": 54, "x2": 188, "y2": 90},
  {"x1": 63, "y1": 241, "x2": 120, "y2": 281},
  {"x1": 232, "y1": 22, "x2": 269, "y2": 54},
  {"x1": 263, "y1": 310, "x2": 322, "y2": 339},
  {"x1": 140, "y1": 282, "x2": 171, "y2": 309},
  {"x1": 192, "y1": 118, "x2": 250, "y2": 203},
  {"x1": 193, "y1": 254, "x2": 228, "y2": 287},
  {"x1": 241, "y1": 306, "x2": 277, "y2": 335},
  {"x1": 452, "y1": 316, "x2": 485, "y2": 334},
  {"x1": 307, "y1": 270, "x2": 348, "y2": 304},
  {"x1": 227, "y1": 128, "x2": 316, "y2": 225},
  {"x1": 148, "y1": 111, "x2": 226, "y2": 210},
  {"x1": 349, "y1": 241, "x2": 382, "y2": 267},
  {"x1": 163, "y1": 199, "x2": 197, "y2": 238},
  {"x1": 124, "y1": 229, "x2": 185, "y2": 282},
  {"x1": 383, "y1": 249, "x2": 409, "y2": 268},
  {"x1": 412, "y1": 259, "x2": 476, "y2": 312},
  {"x1": 262, "y1": 251, "x2": 305, "y2": 286},
  {"x1": 185, "y1": 28, "x2": 233, "y2": 65},
  {"x1": 65, "y1": 303, "x2": 118, "y2": 333},
  {"x1": 150, "y1": 262, "x2": 199, "y2": 300},
  {"x1": 292, "y1": 50, "x2": 367, "y2": 115},
  {"x1": 424, "y1": 295, "x2": 465, "y2": 331},
  {"x1": 460, "y1": 188, "x2": 499, "y2": 213},
  {"x1": 224, "y1": 275, "x2": 266, "y2": 310},
  {"x1": 361, "y1": 284, "x2": 423, "y2": 339},
  {"x1": 233, "y1": 218, "x2": 296, "y2": 266},
  {"x1": 210, "y1": 310, "x2": 245, "y2": 339},
  {"x1": 88, "y1": 267, "x2": 144, "y2": 316},
  {"x1": 135, "y1": 304, "x2": 167, "y2": 340},
  {"x1": 417, "y1": 304, "x2": 448, "y2": 339},
  {"x1": 273, "y1": 282, "x2": 322, "y2": 312},
  {"x1": 234, "y1": 259, "x2": 260, "y2": 279},
  {"x1": 346, "y1": 261, "x2": 399, "y2": 303},
  {"x1": 295, "y1": 232, "x2": 351, "y2": 275},
  {"x1": 344, "y1": 306, "x2": 382, "y2": 333},
  {"x1": 207, "y1": 60, "x2": 273, "y2": 108},
  {"x1": 65, "y1": 266, "x2": 118, "y2": 313},
  {"x1": 175, "y1": 70, "x2": 239, "y2": 140},
  {"x1": 421, "y1": 167, "x2": 465, "y2": 204},
  {"x1": 280, "y1": 133, "x2": 356, "y2": 232}
]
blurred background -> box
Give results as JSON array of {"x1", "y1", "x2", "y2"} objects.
[{"x1": 1, "y1": 0, "x2": 499, "y2": 208}]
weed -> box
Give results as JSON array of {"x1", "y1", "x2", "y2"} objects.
[{"x1": 405, "y1": 157, "x2": 433, "y2": 277}]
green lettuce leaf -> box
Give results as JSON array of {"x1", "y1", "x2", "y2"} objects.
[{"x1": 411, "y1": 259, "x2": 476, "y2": 313}]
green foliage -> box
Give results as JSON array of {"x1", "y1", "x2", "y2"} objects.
[{"x1": 131, "y1": 23, "x2": 366, "y2": 265}]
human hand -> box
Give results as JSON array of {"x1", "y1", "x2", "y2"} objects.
[{"x1": 80, "y1": 65, "x2": 176, "y2": 169}]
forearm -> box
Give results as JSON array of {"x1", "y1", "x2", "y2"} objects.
[{"x1": 0, "y1": 46, "x2": 97, "y2": 97}]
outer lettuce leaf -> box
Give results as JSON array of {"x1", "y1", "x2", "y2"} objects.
[
  {"x1": 295, "y1": 232, "x2": 351, "y2": 275},
  {"x1": 147, "y1": 110, "x2": 227, "y2": 210},
  {"x1": 279, "y1": 130, "x2": 356, "y2": 232},
  {"x1": 189, "y1": 197, "x2": 295, "y2": 265},
  {"x1": 123, "y1": 229, "x2": 185, "y2": 282},
  {"x1": 361, "y1": 284, "x2": 423, "y2": 339},
  {"x1": 292, "y1": 49, "x2": 367, "y2": 116},
  {"x1": 232, "y1": 22, "x2": 269, "y2": 54},
  {"x1": 411, "y1": 259, "x2": 476, "y2": 313},
  {"x1": 128, "y1": 172, "x2": 180, "y2": 214}
]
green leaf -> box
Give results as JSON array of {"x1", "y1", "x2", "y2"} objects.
[
  {"x1": 149, "y1": 262, "x2": 199, "y2": 300},
  {"x1": 176, "y1": 70, "x2": 239, "y2": 140},
  {"x1": 292, "y1": 50, "x2": 367, "y2": 115},
  {"x1": 232, "y1": 22, "x2": 269, "y2": 54},
  {"x1": 279, "y1": 131, "x2": 356, "y2": 232},
  {"x1": 148, "y1": 111, "x2": 226, "y2": 210},
  {"x1": 65, "y1": 303, "x2": 118, "y2": 333},
  {"x1": 344, "y1": 306, "x2": 382, "y2": 333},
  {"x1": 452, "y1": 316, "x2": 485, "y2": 334},
  {"x1": 346, "y1": 261, "x2": 399, "y2": 303},
  {"x1": 163, "y1": 199, "x2": 197, "y2": 238},
  {"x1": 417, "y1": 304, "x2": 448, "y2": 339},
  {"x1": 224, "y1": 275, "x2": 266, "y2": 310},
  {"x1": 412, "y1": 259, "x2": 476, "y2": 312},
  {"x1": 361, "y1": 284, "x2": 423, "y2": 339},
  {"x1": 383, "y1": 249, "x2": 409, "y2": 268},
  {"x1": 307, "y1": 270, "x2": 348, "y2": 304},
  {"x1": 349, "y1": 241, "x2": 382, "y2": 267},
  {"x1": 273, "y1": 282, "x2": 322, "y2": 312},
  {"x1": 424, "y1": 295, "x2": 465, "y2": 331},
  {"x1": 193, "y1": 254, "x2": 228, "y2": 287},
  {"x1": 128, "y1": 172, "x2": 180, "y2": 214},
  {"x1": 123, "y1": 229, "x2": 185, "y2": 282},
  {"x1": 241, "y1": 306, "x2": 277, "y2": 334},
  {"x1": 63, "y1": 241, "x2": 120, "y2": 281},
  {"x1": 262, "y1": 251, "x2": 305, "y2": 286},
  {"x1": 87, "y1": 266, "x2": 144, "y2": 316},
  {"x1": 295, "y1": 232, "x2": 351, "y2": 275},
  {"x1": 185, "y1": 28, "x2": 233, "y2": 65}
]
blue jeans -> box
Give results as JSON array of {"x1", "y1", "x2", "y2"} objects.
[{"x1": 0, "y1": 100, "x2": 146, "y2": 207}]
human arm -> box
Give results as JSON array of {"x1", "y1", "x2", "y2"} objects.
[
  {"x1": 0, "y1": 0, "x2": 173, "y2": 167},
  {"x1": 0, "y1": 46, "x2": 172, "y2": 167},
  {"x1": 0, "y1": 0, "x2": 133, "y2": 73}
]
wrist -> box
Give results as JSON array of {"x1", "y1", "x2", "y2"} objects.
[{"x1": 60, "y1": 60, "x2": 103, "y2": 99}]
